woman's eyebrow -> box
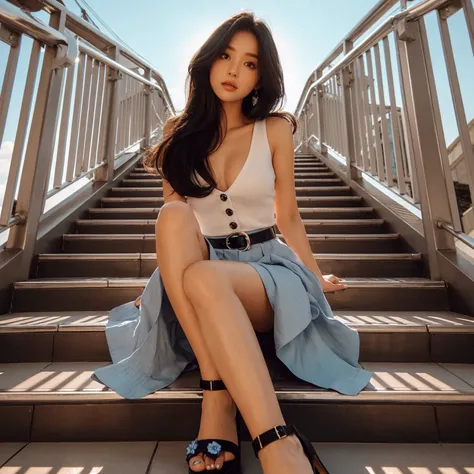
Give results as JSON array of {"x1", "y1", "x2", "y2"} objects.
[{"x1": 226, "y1": 45, "x2": 259, "y2": 60}]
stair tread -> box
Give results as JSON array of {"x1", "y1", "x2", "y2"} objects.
[
  {"x1": 14, "y1": 277, "x2": 445, "y2": 289},
  {"x1": 38, "y1": 252, "x2": 421, "y2": 261},
  {"x1": 111, "y1": 186, "x2": 351, "y2": 192},
  {"x1": 89, "y1": 206, "x2": 375, "y2": 213},
  {"x1": 1, "y1": 310, "x2": 472, "y2": 332},
  {"x1": 2, "y1": 441, "x2": 472, "y2": 473},
  {"x1": 101, "y1": 195, "x2": 363, "y2": 201},
  {"x1": 0, "y1": 361, "x2": 473, "y2": 400},
  {"x1": 76, "y1": 218, "x2": 385, "y2": 225},
  {"x1": 63, "y1": 233, "x2": 400, "y2": 240}
]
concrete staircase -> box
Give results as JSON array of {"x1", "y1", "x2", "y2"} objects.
[{"x1": 1, "y1": 154, "x2": 474, "y2": 450}]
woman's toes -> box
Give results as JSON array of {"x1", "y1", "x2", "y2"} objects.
[
  {"x1": 214, "y1": 453, "x2": 225, "y2": 470},
  {"x1": 189, "y1": 454, "x2": 205, "y2": 472},
  {"x1": 204, "y1": 455, "x2": 215, "y2": 470}
]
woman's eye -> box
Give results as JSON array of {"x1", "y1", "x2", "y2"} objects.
[{"x1": 220, "y1": 53, "x2": 256, "y2": 70}]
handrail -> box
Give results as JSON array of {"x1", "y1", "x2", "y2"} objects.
[
  {"x1": 295, "y1": 0, "x2": 452, "y2": 117},
  {"x1": 0, "y1": 0, "x2": 174, "y2": 112},
  {"x1": 79, "y1": 41, "x2": 166, "y2": 95},
  {"x1": 438, "y1": 221, "x2": 474, "y2": 251},
  {"x1": 40, "y1": 0, "x2": 175, "y2": 113},
  {"x1": 0, "y1": 215, "x2": 25, "y2": 233},
  {"x1": 299, "y1": 0, "x2": 399, "y2": 87},
  {"x1": 0, "y1": 0, "x2": 67, "y2": 47},
  {"x1": 0, "y1": 0, "x2": 175, "y2": 284},
  {"x1": 293, "y1": 0, "x2": 474, "y2": 283}
]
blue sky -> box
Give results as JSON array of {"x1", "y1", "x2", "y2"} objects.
[{"x1": 0, "y1": 0, "x2": 472, "y2": 211}]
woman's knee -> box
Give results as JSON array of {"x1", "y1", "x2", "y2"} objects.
[
  {"x1": 156, "y1": 201, "x2": 209, "y2": 260},
  {"x1": 183, "y1": 261, "x2": 224, "y2": 305},
  {"x1": 156, "y1": 201, "x2": 193, "y2": 234}
]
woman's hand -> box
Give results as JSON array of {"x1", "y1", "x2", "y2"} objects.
[{"x1": 320, "y1": 274, "x2": 347, "y2": 293}]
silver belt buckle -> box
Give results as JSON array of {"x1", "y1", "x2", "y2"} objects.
[{"x1": 225, "y1": 231, "x2": 251, "y2": 251}]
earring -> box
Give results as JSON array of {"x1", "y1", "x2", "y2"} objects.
[{"x1": 252, "y1": 88, "x2": 259, "y2": 107}]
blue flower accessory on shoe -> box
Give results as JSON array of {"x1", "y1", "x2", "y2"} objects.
[
  {"x1": 185, "y1": 438, "x2": 241, "y2": 472},
  {"x1": 207, "y1": 441, "x2": 222, "y2": 456},
  {"x1": 186, "y1": 439, "x2": 198, "y2": 456}
]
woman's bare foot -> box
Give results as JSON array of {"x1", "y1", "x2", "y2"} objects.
[
  {"x1": 258, "y1": 434, "x2": 315, "y2": 474},
  {"x1": 188, "y1": 389, "x2": 238, "y2": 472}
]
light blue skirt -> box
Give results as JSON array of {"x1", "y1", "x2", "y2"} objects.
[{"x1": 92, "y1": 231, "x2": 372, "y2": 399}]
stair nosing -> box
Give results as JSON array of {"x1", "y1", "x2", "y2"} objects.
[
  {"x1": 14, "y1": 277, "x2": 445, "y2": 289},
  {"x1": 38, "y1": 252, "x2": 421, "y2": 261},
  {"x1": 88, "y1": 206, "x2": 375, "y2": 213},
  {"x1": 2, "y1": 310, "x2": 472, "y2": 334},
  {"x1": 76, "y1": 218, "x2": 385, "y2": 226},
  {"x1": 0, "y1": 390, "x2": 473, "y2": 404},
  {"x1": 63, "y1": 233, "x2": 401, "y2": 240}
]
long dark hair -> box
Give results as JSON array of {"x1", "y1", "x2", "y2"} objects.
[{"x1": 143, "y1": 11, "x2": 298, "y2": 198}]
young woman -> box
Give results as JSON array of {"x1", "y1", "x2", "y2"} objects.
[{"x1": 93, "y1": 11, "x2": 372, "y2": 474}]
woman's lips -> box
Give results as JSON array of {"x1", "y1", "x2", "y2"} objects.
[{"x1": 222, "y1": 83, "x2": 237, "y2": 91}]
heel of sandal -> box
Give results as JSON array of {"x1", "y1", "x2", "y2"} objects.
[{"x1": 251, "y1": 424, "x2": 329, "y2": 474}]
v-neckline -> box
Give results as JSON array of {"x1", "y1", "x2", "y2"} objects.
[{"x1": 212, "y1": 120, "x2": 258, "y2": 195}]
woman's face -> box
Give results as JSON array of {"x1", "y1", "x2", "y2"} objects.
[{"x1": 209, "y1": 30, "x2": 260, "y2": 104}]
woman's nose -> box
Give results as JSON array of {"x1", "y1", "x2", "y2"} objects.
[{"x1": 228, "y1": 63, "x2": 239, "y2": 77}]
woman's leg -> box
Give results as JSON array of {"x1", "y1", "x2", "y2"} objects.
[
  {"x1": 156, "y1": 201, "x2": 237, "y2": 472},
  {"x1": 183, "y1": 260, "x2": 314, "y2": 474}
]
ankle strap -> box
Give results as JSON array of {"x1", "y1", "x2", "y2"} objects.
[
  {"x1": 199, "y1": 379, "x2": 226, "y2": 391},
  {"x1": 252, "y1": 425, "x2": 296, "y2": 458}
]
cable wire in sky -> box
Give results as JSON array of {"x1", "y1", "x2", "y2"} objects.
[{"x1": 73, "y1": 0, "x2": 152, "y2": 67}]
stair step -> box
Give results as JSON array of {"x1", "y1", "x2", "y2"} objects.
[
  {"x1": 101, "y1": 195, "x2": 365, "y2": 208},
  {"x1": 127, "y1": 171, "x2": 336, "y2": 183},
  {"x1": 11, "y1": 277, "x2": 448, "y2": 312},
  {"x1": 3, "y1": 310, "x2": 471, "y2": 364},
  {"x1": 62, "y1": 233, "x2": 404, "y2": 254},
  {"x1": 75, "y1": 218, "x2": 386, "y2": 235},
  {"x1": 36, "y1": 252, "x2": 423, "y2": 278},
  {"x1": 0, "y1": 360, "x2": 472, "y2": 441},
  {"x1": 108, "y1": 185, "x2": 349, "y2": 198},
  {"x1": 132, "y1": 166, "x2": 330, "y2": 175},
  {"x1": 88, "y1": 206, "x2": 376, "y2": 220},
  {"x1": 122, "y1": 176, "x2": 337, "y2": 186},
  {"x1": 1, "y1": 441, "x2": 472, "y2": 472}
]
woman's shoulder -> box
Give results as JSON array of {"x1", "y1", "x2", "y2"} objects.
[
  {"x1": 265, "y1": 112, "x2": 297, "y2": 134},
  {"x1": 264, "y1": 113, "x2": 296, "y2": 155}
]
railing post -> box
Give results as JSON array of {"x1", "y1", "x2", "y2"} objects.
[
  {"x1": 396, "y1": 17, "x2": 455, "y2": 279},
  {"x1": 303, "y1": 104, "x2": 309, "y2": 153},
  {"x1": 95, "y1": 45, "x2": 122, "y2": 182},
  {"x1": 142, "y1": 67, "x2": 152, "y2": 151},
  {"x1": 7, "y1": 9, "x2": 67, "y2": 280},
  {"x1": 341, "y1": 40, "x2": 359, "y2": 182},
  {"x1": 315, "y1": 68, "x2": 327, "y2": 155}
]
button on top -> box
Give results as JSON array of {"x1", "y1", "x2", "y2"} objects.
[
  {"x1": 229, "y1": 222, "x2": 238, "y2": 230},
  {"x1": 226, "y1": 208, "x2": 234, "y2": 216},
  {"x1": 220, "y1": 193, "x2": 228, "y2": 202}
]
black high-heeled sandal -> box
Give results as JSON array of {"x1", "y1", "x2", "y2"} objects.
[
  {"x1": 252, "y1": 424, "x2": 329, "y2": 473},
  {"x1": 185, "y1": 379, "x2": 241, "y2": 473}
]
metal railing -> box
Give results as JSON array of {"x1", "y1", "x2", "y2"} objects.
[
  {"x1": 0, "y1": 0, "x2": 174, "y2": 278},
  {"x1": 295, "y1": 0, "x2": 474, "y2": 277}
]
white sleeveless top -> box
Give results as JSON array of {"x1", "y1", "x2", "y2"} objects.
[{"x1": 186, "y1": 118, "x2": 276, "y2": 237}]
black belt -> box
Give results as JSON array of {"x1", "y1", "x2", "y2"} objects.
[{"x1": 207, "y1": 226, "x2": 277, "y2": 251}]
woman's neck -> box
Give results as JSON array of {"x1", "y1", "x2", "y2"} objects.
[{"x1": 220, "y1": 101, "x2": 250, "y2": 133}]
